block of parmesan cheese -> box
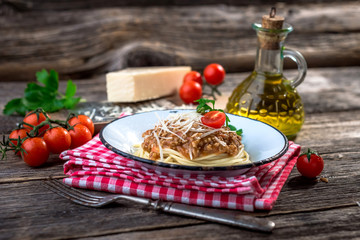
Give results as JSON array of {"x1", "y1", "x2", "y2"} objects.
[{"x1": 106, "y1": 66, "x2": 191, "y2": 102}]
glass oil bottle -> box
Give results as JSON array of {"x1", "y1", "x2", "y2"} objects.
[{"x1": 226, "y1": 8, "x2": 307, "y2": 140}]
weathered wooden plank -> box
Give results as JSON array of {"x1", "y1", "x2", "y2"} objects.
[
  {"x1": 0, "y1": 181, "x2": 202, "y2": 240},
  {"x1": 81, "y1": 206, "x2": 360, "y2": 240},
  {"x1": 0, "y1": 2, "x2": 359, "y2": 81},
  {"x1": 0, "y1": 154, "x2": 65, "y2": 184},
  {"x1": 2, "y1": 0, "x2": 359, "y2": 11},
  {"x1": 0, "y1": 180, "x2": 359, "y2": 239},
  {"x1": 273, "y1": 150, "x2": 360, "y2": 213}
]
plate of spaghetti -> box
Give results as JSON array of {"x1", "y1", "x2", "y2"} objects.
[{"x1": 99, "y1": 109, "x2": 288, "y2": 175}]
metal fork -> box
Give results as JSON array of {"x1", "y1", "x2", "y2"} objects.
[{"x1": 42, "y1": 178, "x2": 275, "y2": 232}]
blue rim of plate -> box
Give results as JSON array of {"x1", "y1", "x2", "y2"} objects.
[{"x1": 99, "y1": 110, "x2": 289, "y2": 171}]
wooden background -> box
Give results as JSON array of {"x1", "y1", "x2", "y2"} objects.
[
  {"x1": 1, "y1": 1, "x2": 360, "y2": 239},
  {"x1": 0, "y1": 0, "x2": 359, "y2": 81}
]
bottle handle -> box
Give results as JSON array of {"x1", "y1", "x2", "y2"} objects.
[{"x1": 283, "y1": 49, "x2": 307, "y2": 88}]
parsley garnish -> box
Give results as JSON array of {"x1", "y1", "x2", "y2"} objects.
[
  {"x1": 195, "y1": 98, "x2": 216, "y2": 113},
  {"x1": 3, "y1": 69, "x2": 82, "y2": 116},
  {"x1": 195, "y1": 98, "x2": 243, "y2": 136},
  {"x1": 195, "y1": 98, "x2": 230, "y2": 127},
  {"x1": 229, "y1": 125, "x2": 243, "y2": 136}
]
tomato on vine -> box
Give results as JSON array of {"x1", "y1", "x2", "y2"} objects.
[
  {"x1": 9, "y1": 128, "x2": 30, "y2": 155},
  {"x1": 23, "y1": 111, "x2": 50, "y2": 135},
  {"x1": 44, "y1": 127, "x2": 71, "y2": 154},
  {"x1": 203, "y1": 63, "x2": 225, "y2": 85},
  {"x1": 21, "y1": 137, "x2": 49, "y2": 167},
  {"x1": 1, "y1": 108, "x2": 97, "y2": 167},
  {"x1": 68, "y1": 124, "x2": 92, "y2": 149},
  {"x1": 183, "y1": 71, "x2": 203, "y2": 86},
  {"x1": 296, "y1": 148, "x2": 324, "y2": 178},
  {"x1": 179, "y1": 81, "x2": 202, "y2": 104},
  {"x1": 68, "y1": 115, "x2": 94, "y2": 136}
]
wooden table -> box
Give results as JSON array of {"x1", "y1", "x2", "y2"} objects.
[{"x1": 1, "y1": 66, "x2": 360, "y2": 239}]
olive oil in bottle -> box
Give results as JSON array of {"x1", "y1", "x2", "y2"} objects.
[
  {"x1": 225, "y1": 8, "x2": 307, "y2": 139},
  {"x1": 226, "y1": 71, "x2": 304, "y2": 139}
]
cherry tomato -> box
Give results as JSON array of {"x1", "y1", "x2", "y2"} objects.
[
  {"x1": 183, "y1": 71, "x2": 203, "y2": 86},
  {"x1": 9, "y1": 128, "x2": 30, "y2": 155},
  {"x1": 201, "y1": 111, "x2": 226, "y2": 128},
  {"x1": 68, "y1": 124, "x2": 92, "y2": 149},
  {"x1": 21, "y1": 137, "x2": 49, "y2": 167},
  {"x1": 69, "y1": 115, "x2": 94, "y2": 136},
  {"x1": 203, "y1": 63, "x2": 225, "y2": 85},
  {"x1": 44, "y1": 127, "x2": 71, "y2": 154},
  {"x1": 296, "y1": 149, "x2": 324, "y2": 178},
  {"x1": 179, "y1": 81, "x2": 202, "y2": 104},
  {"x1": 23, "y1": 111, "x2": 49, "y2": 135}
]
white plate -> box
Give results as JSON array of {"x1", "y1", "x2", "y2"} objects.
[{"x1": 99, "y1": 110, "x2": 289, "y2": 176}]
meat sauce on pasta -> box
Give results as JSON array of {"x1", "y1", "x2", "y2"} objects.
[{"x1": 134, "y1": 112, "x2": 250, "y2": 167}]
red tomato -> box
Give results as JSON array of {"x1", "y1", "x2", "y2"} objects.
[
  {"x1": 201, "y1": 111, "x2": 226, "y2": 128},
  {"x1": 203, "y1": 63, "x2": 225, "y2": 85},
  {"x1": 9, "y1": 128, "x2": 30, "y2": 155},
  {"x1": 21, "y1": 137, "x2": 49, "y2": 167},
  {"x1": 68, "y1": 124, "x2": 92, "y2": 149},
  {"x1": 69, "y1": 115, "x2": 94, "y2": 136},
  {"x1": 23, "y1": 111, "x2": 49, "y2": 135},
  {"x1": 183, "y1": 71, "x2": 203, "y2": 86},
  {"x1": 44, "y1": 127, "x2": 71, "y2": 154},
  {"x1": 296, "y1": 149, "x2": 324, "y2": 178},
  {"x1": 179, "y1": 81, "x2": 202, "y2": 104}
]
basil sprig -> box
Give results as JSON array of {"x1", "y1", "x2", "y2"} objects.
[{"x1": 3, "y1": 69, "x2": 82, "y2": 116}]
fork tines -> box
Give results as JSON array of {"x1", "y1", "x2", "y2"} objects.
[{"x1": 42, "y1": 179, "x2": 102, "y2": 206}]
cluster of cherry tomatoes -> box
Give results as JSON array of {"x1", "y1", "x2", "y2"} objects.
[
  {"x1": 4, "y1": 109, "x2": 94, "y2": 167},
  {"x1": 179, "y1": 63, "x2": 226, "y2": 104}
]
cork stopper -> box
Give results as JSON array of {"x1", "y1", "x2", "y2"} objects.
[
  {"x1": 258, "y1": 7, "x2": 286, "y2": 50},
  {"x1": 262, "y1": 7, "x2": 284, "y2": 30}
]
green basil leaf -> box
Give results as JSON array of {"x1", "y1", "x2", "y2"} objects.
[
  {"x1": 196, "y1": 104, "x2": 212, "y2": 114},
  {"x1": 236, "y1": 129, "x2": 243, "y2": 136},
  {"x1": 25, "y1": 98, "x2": 62, "y2": 113},
  {"x1": 25, "y1": 82, "x2": 45, "y2": 92},
  {"x1": 195, "y1": 98, "x2": 215, "y2": 114},
  {"x1": 35, "y1": 69, "x2": 58, "y2": 91},
  {"x1": 65, "y1": 80, "x2": 76, "y2": 98},
  {"x1": 4, "y1": 69, "x2": 82, "y2": 116},
  {"x1": 25, "y1": 87, "x2": 55, "y2": 103},
  {"x1": 42, "y1": 98, "x2": 64, "y2": 112},
  {"x1": 47, "y1": 69, "x2": 59, "y2": 91},
  {"x1": 225, "y1": 114, "x2": 230, "y2": 126},
  {"x1": 228, "y1": 124, "x2": 236, "y2": 131},
  {"x1": 228, "y1": 124, "x2": 243, "y2": 136},
  {"x1": 22, "y1": 97, "x2": 43, "y2": 110},
  {"x1": 62, "y1": 97, "x2": 81, "y2": 109},
  {"x1": 3, "y1": 98, "x2": 27, "y2": 116},
  {"x1": 35, "y1": 69, "x2": 49, "y2": 86},
  {"x1": 196, "y1": 98, "x2": 215, "y2": 108}
]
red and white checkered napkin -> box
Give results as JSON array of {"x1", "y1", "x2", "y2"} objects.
[{"x1": 60, "y1": 135, "x2": 300, "y2": 212}]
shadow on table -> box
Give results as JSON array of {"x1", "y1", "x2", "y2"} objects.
[{"x1": 287, "y1": 176, "x2": 319, "y2": 189}]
